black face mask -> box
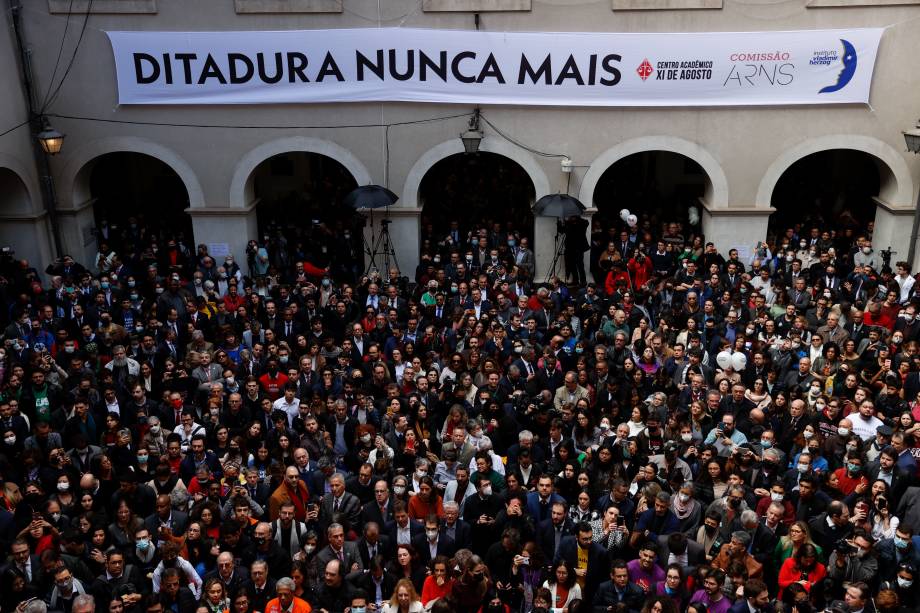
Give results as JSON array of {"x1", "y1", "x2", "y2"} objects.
[
  {"x1": 705, "y1": 524, "x2": 717, "y2": 536},
  {"x1": 729, "y1": 498, "x2": 741, "y2": 509}
]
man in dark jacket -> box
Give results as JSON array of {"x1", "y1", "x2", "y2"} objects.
[
  {"x1": 556, "y1": 522, "x2": 608, "y2": 597},
  {"x1": 592, "y1": 559, "x2": 644, "y2": 613}
]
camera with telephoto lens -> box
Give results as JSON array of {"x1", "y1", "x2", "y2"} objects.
[{"x1": 835, "y1": 539, "x2": 857, "y2": 555}]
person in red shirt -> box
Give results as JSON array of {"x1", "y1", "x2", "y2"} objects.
[
  {"x1": 627, "y1": 251, "x2": 653, "y2": 289},
  {"x1": 258, "y1": 359, "x2": 289, "y2": 401},
  {"x1": 831, "y1": 453, "x2": 869, "y2": 496}
]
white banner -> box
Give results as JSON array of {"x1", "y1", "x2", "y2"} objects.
[{"x1": 106, "y1": 27, "x2": 883, "y2": 107}]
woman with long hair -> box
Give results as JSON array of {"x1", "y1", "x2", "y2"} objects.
[
  {"x1": 200, "y1": 576, "x2": 230, "y2": 613},
  {"x1": 388, "y1": 543, "x2": 427, "y2": 594},
  {"x1": 383, "y1": 577, "x2": 424, "y2": 613},
  {"x1": 775, "y1": 521, "x2": 823, "y2": 570},
  {"x1": 695, "y1": 459, "x2": 727, "y2": 507},
  {"x1": 670, "y1": 481, "x2": 702, "y2": 535},
  {"x1": 542, "y1": 560, "x2": 582, "y2": 610},
  {"x1": 777, "y1": 543, "x2": 826, "y2": 599},
  {"x1": 420, "y1": 555, "x2": 453, "y2": 606},
  {"x1": 655, "y1": 563, "x2": 688, "y2": 610},
  {"x1": 591, "y1": 505, "x2": 629, "y2": 557}
]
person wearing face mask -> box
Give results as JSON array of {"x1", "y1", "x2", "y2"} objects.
[
  {"x1": 831, "y1": 453, "x2": 869, "y2": 496},
  {"x1": 876, "y1": 527, "x2": 920, "y2": 583}
]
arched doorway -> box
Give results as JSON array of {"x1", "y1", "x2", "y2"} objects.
[
  {"x1": 87, "y1": 152, "x2": 192, "y2": 249},
  {"x1": 591, "y1": 150, "x2": 708, "y2": 230},
  {"x1": 418, "y1": 152, "x2": 536, "y2": 251},
  {"x1": 769, "y1": 150, "x2": 887, "y2": 239},
  {"x1": 0, "y1": 168, "x2": 37, "y2": 276},
  {"x1": 250, "y1": 151, "x2": 360, "y2": 278}
]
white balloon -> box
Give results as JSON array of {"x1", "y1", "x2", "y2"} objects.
[
  {"x1": 731, "y1": 352, "x2": 747, "y2": 371},
  {"x1": 619, "y1": 209, "x2": 630, "y2": 222},
  {"x1": 716, "y1": 351, "x2": 732, "y2": 370},
  {"x1": 627, "y1": 214, "x2": 638, "y2": 227},
  {"x1": 688, "y1": 206, "x2": 700, "y2": 226}
]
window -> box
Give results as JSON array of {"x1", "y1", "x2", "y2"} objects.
[
  {"x1": 48, "y1": 0, "x2": 156, "y2": 13},
  {"x1": 612, "y1": 0, "x2": 722, "y2": 10},
  {"x1": 422, "y1": 0, "x2": 531, "y2": 11},
  {"x1": 234, "y1": 0, "x2": 343, "y2": 13}
]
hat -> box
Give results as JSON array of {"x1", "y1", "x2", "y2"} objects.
[
  {"x1": 663, "y1": 441, "x2": 679, "y2": 454},
  {"x1": 877, "y1": 424, "x2": 893, "y2": 437}
]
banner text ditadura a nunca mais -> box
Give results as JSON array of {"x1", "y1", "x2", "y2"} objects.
[{"x1": 106, "y1": 27, "x2": 883, "y2": 107}]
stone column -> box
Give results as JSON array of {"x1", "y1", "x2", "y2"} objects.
[
  {"x1": 871, "y1": 198, "x2": 916, "y2": 269},
  {"x1": 187, "y1": 205, "x2": 258, "y2": 269},
  {"x1": 56, "y1": 200, "x2": 98, "y2": 266},
  {"x1": 0, "y1": 211, "x2": 55, "y2": 276},
  {"x1": 700, "y1": 201, "x2": 773, "y2": 259}
]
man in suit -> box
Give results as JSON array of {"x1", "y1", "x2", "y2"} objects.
[
  {"x1": 537, "y1": 502, "x2": 575, "y2": 562},
  {"x1": 443, "y1": 466, "x2": 477, "y2": 516},
  {"x1": 553, "y1": 371, "x2": 589, "y2": 410},
  {"x1": 463, "y1": 476, "x2": 504, "y2": 554},
  {"x1": 526, "y1": 474, "x2": 566, "y2": 525},
  {"x1": 204, "y1": 551, "x2": 250, "y2": 596},
  {"x1": 440, "y1": 427, "x2": 476, "y2": 468},
  {"x1": 412, "y1": 515, "x2": 456, "y2": 565},
  {"x1": 440, "y1": 501, "x2": 472, "y2": 551},
  {"x1": 787, "y1": 277, "x2": 812, "y2": 311},
  {"x1": 4, "y1": 538, "x2": 45, "y2": 586},
  {"x1": 361, "y1": 479, "x2": 395, "y2": 527},
  {"x1": 314, "y1": 523, "x2": 364, "y2": 575},
  {"x1": 144, "y1": 494, "x2": 189, "y2": 539},
  {"x1": 656, "y1": 531, "x2": 705, "y2": 568},
  {"x1": 555, "y1": 522, "x2": 608, "y2": 596},
  {"x1": 592, "y1": 559, "x2": 645, "y2": 613},
  {"x1": 159, "y1": 567, "x2": 199, "y2": 612},
  {"x1": 729, "y1": 579, "x2": 772, "y2": 613},
  {"x1": 357, "y1": 522, "x2": 392, "y2": 568},
  {"x1": 320, "y1": 472, "x2": 362, "y2": 533},
  {"x1": 386, "y1": 501, "x2": 424, "y2": 547},
  {"x1": 350, "y1": 555, "x2": 397, "y2": 607},
  {"x1": 246, "y1": 560, "x2": 277, "y2": 613},
  {"x1": 808, "y1": 501, "x2": 853, "y2": 552}
]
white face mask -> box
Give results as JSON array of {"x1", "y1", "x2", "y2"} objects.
[
  {"x1": 3, "y1": 436, "x2": 15, "y2": 445},
  {"x1": 771, "y1": 492, "x2": 784, "y2": 502},
  {"x1": 678, "y1": 493, "x2": 690, "y2": 503},
  {"x1": 838, "y1": 427, "x2": 850, "y2": 436},
  {"x1": 802, "y1": 430, "x2": 814, "y2": 439},
  {"x1": 797, "y1": 463, "x2": 809, "y2": 473},
  {"x1": 57, "y1": 482, "x2": 70, "y2": 492},
  {"x1": 681, "y1": 433, "x2": 693, "y2": 442},
  {"x1": 897, "y1": 577, "x2": 913, "y2": 588},
  {"x1": 304, "y1": 544, "x2": 316, "y2": 555},
  {"x1": 426, "y1": 529, "x2": 439, "y2": 540},
  {"x1": 393, "y1": 486, "x2": 406, "y2": 496},
  {"x1": 361, "y1": 434, "x2": 372, "y2": 444},
  {"x1": 481, "y1": 485, "x2": 493, "y2": 496}
]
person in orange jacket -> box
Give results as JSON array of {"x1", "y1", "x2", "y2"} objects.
[{"x1": 264, "y1": 576, "x2": 312, "y2": 613}]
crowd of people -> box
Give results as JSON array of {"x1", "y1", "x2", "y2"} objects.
[{"x1": 0, "y1": 209, "x2": 919, "y2": 613}]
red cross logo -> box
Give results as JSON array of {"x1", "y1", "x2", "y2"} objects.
[{"x1": 637, "y1": 59, "x2": 654, "y2": 81}]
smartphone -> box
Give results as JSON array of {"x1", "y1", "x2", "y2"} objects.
[
  {"x1": 405, "y1": 438, "x2": 415, "y2": 451},
  {"x1": 617, "y1": 516, "x2": 625, "y2": 527},
  {"x1": 718, "y1": 422, "x2": 727, "y2": 431}
]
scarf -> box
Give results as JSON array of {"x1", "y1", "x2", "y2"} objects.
[
  {"x1": 285, "y1": 481, "x2": 309, "y2": 519},
  {"x1": 671, "y1": 496, "x2": 694, "y2": 520}
]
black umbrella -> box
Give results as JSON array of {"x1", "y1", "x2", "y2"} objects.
[
  {"x1": 344, "y1": 185, "x2": 399, "y2": 210},
  {"x1": 533, "y1": 193, "x2": 585, "y2": 217}
]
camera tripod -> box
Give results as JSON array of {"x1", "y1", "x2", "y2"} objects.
[
  {"x1": 546, "y1": 221, "x2": 567, "y2": 283},
  {"x1": 362, "y1": 210, "x2": 400, "y2": 276}
]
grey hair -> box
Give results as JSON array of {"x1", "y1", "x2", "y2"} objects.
[
  {"x1": 276, "y1": 576, "x2": 295, "y2": 591},
  {"x1": 519, "y1": 430, "x2": 533, "y2": 442},
  {"x1": 72, "y1": 595, "x2": 95, "y2": 611},
  {"x1": 443, "y1": 501, "x2": 460, "y2": 512},
  {"x1": 728, "y1": 484, "x2": 746, "y2": 497},
  {"x1": 740, "y1": 510, "x2": 759, "y2": 526},
  {"x1": 731, "y1": 530, "x2": 752, "y2": 547},
  {"x1": 23, "y1": 601, "x2": 48, "y2": 613}
]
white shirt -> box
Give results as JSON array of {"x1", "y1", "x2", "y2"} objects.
[
  {"x1": 396, "y1": 523, "x2": 412, "y2": 545},
  {"x1": 272, "y1": 396, "x2": 301, "y2": 426},
  {"x1": 851, "y1": 414, "x2": 884, "y2": 441}
]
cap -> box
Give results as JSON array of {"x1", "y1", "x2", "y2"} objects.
[{"x1": 877, "y1": 424, "x2": 893, "y2": 437}]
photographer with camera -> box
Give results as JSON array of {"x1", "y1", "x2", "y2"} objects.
[{"x1": 825, "y1": 529, "x2": 878, "y2": 600}]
